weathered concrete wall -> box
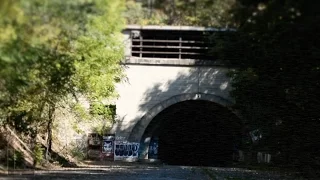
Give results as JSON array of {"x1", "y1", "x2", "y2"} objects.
[{"x1": 111, "y1": 65, "x2": 234, "y2": 142}]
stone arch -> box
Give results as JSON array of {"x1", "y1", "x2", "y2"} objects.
[{"x1": 128, "y1": 93, "x2": 236, "y2": 143}]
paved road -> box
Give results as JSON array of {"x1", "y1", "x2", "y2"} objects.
[
  {"x1": 1, "y1": 165, "x2": 208, "y2": 180},
  {"x1": 0, "y1": 163, "x2": 302, "y2": 180}
]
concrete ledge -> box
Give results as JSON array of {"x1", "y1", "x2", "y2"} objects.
[
  {"x1": 122, "y1": 58, "x2": 231, "y2": 67},
  {"x1": 125, "y1": 25, "x2": 236, "y2": 32}
]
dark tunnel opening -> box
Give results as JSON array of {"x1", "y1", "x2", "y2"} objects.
[{"x1": 143, "y1": 100, "x2": 242, "y2": 166}]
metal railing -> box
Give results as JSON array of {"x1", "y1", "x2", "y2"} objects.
[{"x1": 129, "y1": 28, "x2": 216, "y2": 60}]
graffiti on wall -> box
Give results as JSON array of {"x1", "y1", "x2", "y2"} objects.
[
  {"x1": 148, "y1": 137, "x2": 158, "y2": 159},
  {"x1": 102, "y1": 141, "x2": 113, "y2": 153},
  {"x1": 102, "y1": 134, "x2": 115, "y2": 159},
  {"x1": 115, "y1": 136, "x2": 126, "y2": 141},
  {"x1": 114, "y1": 141, "x2": 139, "y2": 161}
]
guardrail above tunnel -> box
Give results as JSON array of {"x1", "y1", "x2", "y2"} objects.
[{"x1": 122, "y1": 25, "x2": 236, "y2": 66}]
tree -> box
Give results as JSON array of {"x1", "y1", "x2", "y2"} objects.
[
  {"x1": 0, "y1": 0, "x2": 125, "y2": 159},
  {"x1": 125, "y1": 0, "x2": 239, "y2": 27},
  {"x1": 215, "y1": 0, "x2": 320, "y2": 176}
]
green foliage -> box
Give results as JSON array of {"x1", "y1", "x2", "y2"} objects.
[
  {"x1": 90, "y1": 102, "x2": 116, "y2": 121},
  {"x1": 124, "y1": 0, "x2": 167, "y2": 25},
  {"x1": 92, "y1": 125, "x2": 112, "y2": 136},
  {"x1": 73, "y1": 0, "x2": 125, "y2": 101},
  {"x1": 8, "y1": 150, "x2": 24, "y2": 167},
  {"x1": 90, "y1": 102, "x2": 108, "y2": 117},
  {"x1": 72, "y1": 124, "x2": 84, "y2": 134},
  {"x1": 126, "y1": 0, "x2": 239, "y2": 27},
  {"x1": 33, "y1": 143, "x2": 44, "y2": 165},
  {"x1": 0, "y1": 0, "x2": 125, "y2": 136},
  {"x1": 69, "y1": 138, "x2": 87, "y2": 161},
  {"x1": 215, "y1": 0, "x2": 320, "y2": 175},
  {"x1": 124, "y1": 0, "x2": 146, "y2": 24},
  {"x1": 72, "y1": 103, "x2": 90, "y2": 121},
  {"x1": 0, "y1": 0, "x2": 125, "y2": 163},
  {"x1": 70, "y1": 147, "x2": 86, "y2": 161}
]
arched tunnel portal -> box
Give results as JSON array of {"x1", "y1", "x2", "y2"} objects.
[{"x1": 140, "y1": 100, "x2": 243, "y2": 166}]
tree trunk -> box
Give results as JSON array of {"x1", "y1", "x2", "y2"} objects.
[
  {"x1": 45, "y1": 103, "x2": 55, "y2": 160},
  {"x1": 31, "y1": 127, "x2": 37, "y2": 167}
]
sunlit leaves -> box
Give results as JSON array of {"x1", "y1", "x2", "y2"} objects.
[
  {"x1": 0, "y1": 0, "x2": 125, "y2": 132},
  {"x1": 126, "y1": 0, "x2": 238, "y2": 27},
  {"x1": 73, "y1": 0, "x2": 125, "y2": 101}
]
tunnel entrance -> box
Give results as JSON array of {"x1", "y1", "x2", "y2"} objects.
[{"x1": 142, "y1": 100, "x2": 242, "y2": 166}]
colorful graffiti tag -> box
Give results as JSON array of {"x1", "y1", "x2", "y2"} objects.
[{"x1": 114, "y1": 141, "x2": 139, "y2": 161}]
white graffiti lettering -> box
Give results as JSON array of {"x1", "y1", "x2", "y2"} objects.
[{"x1": 114, "y1": 141, "x2": 139, "y2": 161}]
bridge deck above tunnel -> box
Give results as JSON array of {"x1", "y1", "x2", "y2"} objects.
[{"x1": 122, "y1": 25, "x2": 236, "y2": 66}]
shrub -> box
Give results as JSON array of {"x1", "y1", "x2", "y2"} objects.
[
  {"x1": 8, "y1": 150, "x2": 24, "y2": 167},
  {"x1": 33, "y1": 143, "x2": 44, "y2": 165}
]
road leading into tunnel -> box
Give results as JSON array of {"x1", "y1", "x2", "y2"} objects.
[{"x1": 0, "y1": 161, "x2": 301, "y2": 180}]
